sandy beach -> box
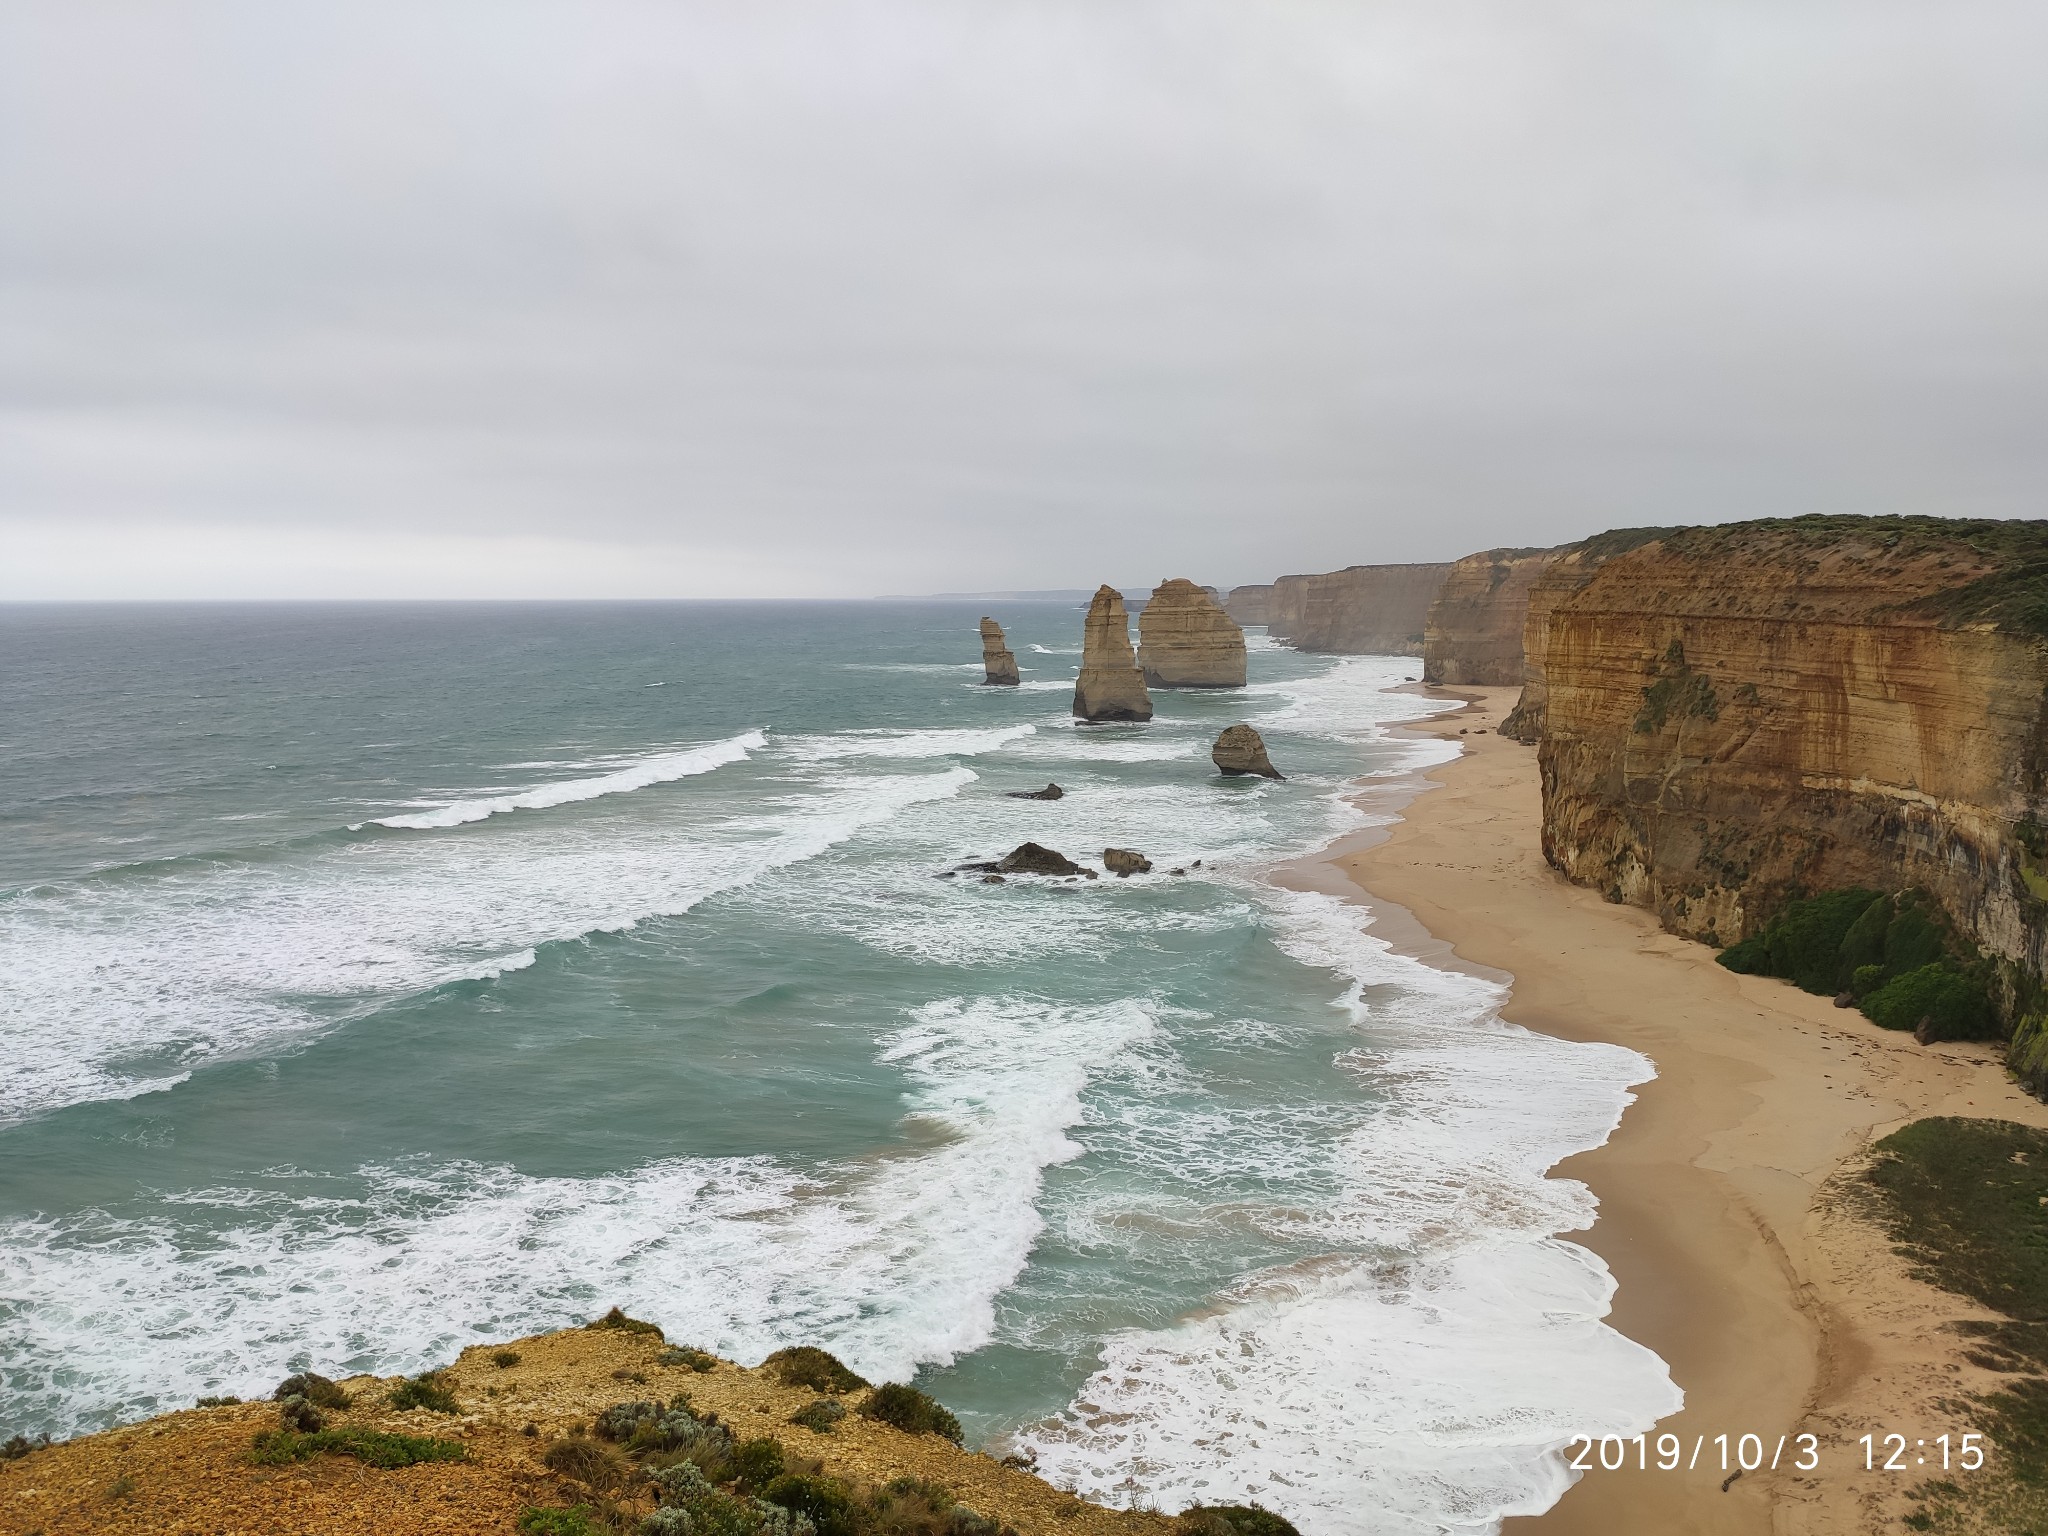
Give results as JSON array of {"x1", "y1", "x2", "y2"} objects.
[{"x1": 1310, "y1": 685, "x2": 2048, "y2": 1535}]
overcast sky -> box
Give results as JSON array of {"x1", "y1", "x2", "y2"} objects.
[{"x1": 3, "y1": 0, "x2": 2044, "y2": 599}]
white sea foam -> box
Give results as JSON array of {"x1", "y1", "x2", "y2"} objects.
[
  {"x1": 0, "y1": 994, "x2": 1155, "y2": 1432},
  {"x1": 0, "y1": 766, "x2": 971, "y2": 1123},
  {"x1": 371, "y1": 730, "x2": 765, "y2": 828},
  {"x1": 779, "y1": 725, "x2": 1036, "y2": 763}
]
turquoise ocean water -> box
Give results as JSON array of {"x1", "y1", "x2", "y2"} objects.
[{"x1": 0, "y1": 601, "x2": 1677, "y2": 1535}]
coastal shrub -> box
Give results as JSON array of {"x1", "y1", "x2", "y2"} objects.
[
  {"x1": 650, "y1": 1461, "x2": 817, "y2": 1536},
  {"x1": 494, "y1": 1349, "x2": 524, "y2": 1369},
  {"x1": 1179, "y1": 1506, "x2": 1302, "y2": 1536},
  {"x1": 1767, "y1": 888, "x2": 1883, "y2": 994},
  {"x1": 859, "y1": 1383, "x2": 962, "y2": 1444},
  {"x1": 544, "y1": 1435, "x2": 637, "y2": 1492},
  {"x1": 590, "y1": 1306, "x2": 666, "y2": 1340},
  {"x1": 763, "y1": 1473, "x2": 861, "y2": 1536},
  {"x1": 788, "y1": 1399, "x2": 846, "y2": 1434},
  {"x1": 272, "y1": 1371, "x2": 351, "y2": 1410},
  {"x1": 277, "y1": 1393, "x2": 326, "y2": 1433},
  {"x1": 2, "y1": 1434, "x2": 48, "y2": 1461},
  {"x1": 389, "y1": 1371, "x2": 462, "y2": 1414},
  {"x1": 659, "y1": 1346, "x2": 719, "y2": 1373},
  {"x1": 728, "y1": 1437, "x2": 788, "y2": 1492},
  {"x1": 1862, "y1": 964, "x2": 1999, "y2": 1040},
  {"x1": 250, "y1": 1425, "x2": 467, "y2": 1469},
  {"x1": 594, "y1": 1395, "x2": 731, "y2": 1460},
  {"x1": 195, "y1": 1395, "x2": 242, "y2": 1408},
  {"x1": 764, "y1": 1347, "x2": 868, "y2": 1395},
  {"x1": 866, "y1": 1477, "x2": 1011, "y2": 1536},
  {"x1": 519, "y1": 1508, "x2": 605, "y2": 1536}
]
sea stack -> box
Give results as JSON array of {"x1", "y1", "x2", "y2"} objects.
[
  {"x1": 979, "y1": 618, "x2": 1020, "y2": 686},
  {"x1": 1137, "y1": 578, "x2": 1247, "y2": 688},
  {"x1": 1212, "y1": 724, "x2": 1283, "y2": 779},
  {"x1": 1073, "y1": 586, "x2": 1153, "y2": 723}
]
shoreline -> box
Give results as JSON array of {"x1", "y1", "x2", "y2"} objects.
[{"x1": 1305, "y1": 683, "x2": 2048, "y2": 1535}]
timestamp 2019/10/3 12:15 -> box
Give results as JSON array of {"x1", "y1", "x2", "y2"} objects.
[{"x1": 1562, "y1": 1431, "x2": 1988, "y2": 1475}]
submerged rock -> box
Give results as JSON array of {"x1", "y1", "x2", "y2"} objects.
[
  {"x1": 996, "y1": 841, "x2": 1085, "y2": 876},
  {"x1": 1103, "y1": 848, "x2": 1152, "y2": 877},
  {"x1": 1212, "y1": 724, "x2": 1284, "y2": 780},
  {"x1": 1073, "y1": 586, "x2": 1153, "y2": 723},
  {"x1": 979, "y1": 617, "x2": 1020, "y2": 686},
  {"x1": 1137, "y1": 578, "x2": 1246, "y2": 688},
  {"x1": 1006, "y1": 783, "x2": 1065, "y2": 800}
]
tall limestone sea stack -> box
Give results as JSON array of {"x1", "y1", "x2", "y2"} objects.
[
  {"x1": 1073, "y1": 585, "x2": 1153, "y2": 722},
  {"x1": 979, "y1": 617, "x2": 1019, "y2": 686},
  {"x1": 1137, "y1": 578, "x2": 1247, "y2": 687}
]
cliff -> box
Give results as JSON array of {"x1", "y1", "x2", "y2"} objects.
[
  {"x1": 1223, "y1": 586, "x2": 1271, "y2": 626},
  {"x1": 1073, "y1": 586, "x2": 1153, "y2": 722},
  {"x1": 1264, "y1": 564, "x2": 1452, "y2": 654},
  {"x1": 1533, "y1": 516, "x2": 2048, "y2": 1081},
  {"x1": 1137, "y1": 579, "x2": 1246, "y2": 688},
  {"x1": 979, "y1": 618, "x2": 1020, "y2": 686},
  {"x1": 1420, "y1": 548, "x2": 1557, "y2": 686},
  {"x1": 1500, "y1": 529, "x2": 1676, "y2": 741}
]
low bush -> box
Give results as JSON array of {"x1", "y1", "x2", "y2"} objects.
[
  {"x1": 1179, "y1": 1507, "x2": 1302, "y2": 1536},
  {"x1": 594, "y1": 1395, "x2": 731, "y2": 1460},
  {"x1": 589, "y1": 1306, "x2": 666, "y2": 1340},
  {"x1": 195, "y1": 1395, "x2": 242, "y2": 1408},
  {"x1": 659, "y1": 1346, "x2": 719, "y2": 1373},
  {"x1": 494, "y1": 1350, "x2": 524, "y2": 1369},
  {"x1": 277, "y1": 1394, "x2": 326, "y2": 1433},
  {"x1": 518, "y1": 1507, "x2": 605, "y2": 1536},
  {"x1": 727, "y1": 1437, "x2": 787, "y2": 1492},
  {"x1": 249, "y1": 1426, "x2": 467, "y2": 1469},
  {"x1": 389, "y1": 1371, "x2": 462, "y2": 1414},
  {"x1": 650, "y1": 1461, "x2": 816, "y2": 1536},
  {"x1": 272, "y1": 1372, "x2": 351, "y2": 1410},
  {"x1": 1862, "y1": 963, "x2": 1999, "y2": 1040},
  {"x1": 860, "y1": 1384, "x2": 963, "y2": 1444},
  {"x1": 1, "y1": 1434, "x2": 49, "y2": 1460},
  {"x1": 763, "y1": 1472, "x2": 859, "y2": 1536},
  {"x1": 764, "y1": 1347, "x2": 868, "y2": 1396},
  {"x1": 543, "y1": 1435, "x2": 638, "y2": 1492},
  {"x1": 788, "y1": 1399, "x2": 847, "y2": 1434}
]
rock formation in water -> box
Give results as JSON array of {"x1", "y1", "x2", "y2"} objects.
[
  {"x1": 1103, "y1": 848, "x2": 1152, "y2": 876},
  {"x1": 1072, "y1": 586, "x2": 1154, "y2": 722},
  {"x1": 1136, "y1": 578, "x2": 1247, "y2": 688},
  {"x1": 1532, "y1": 516, "x2": 2048, "y2": 1088},
  {"x1": 1211, "y1": 724, "x2": 1283, "y2": 779},
  {"x1": 996, "y1": 842, "x2": 1086, "y2": 875},
  {"x1": 1499, "y1": 529, "x2": 1675, "y2": 742},
  {"x1": 1005, "y1": 783, "x2": 1065, "y2": 800},
  {"x1": 979, "y1": 618, "x2": 1020, "y2": 686},
  {"x1": 1421, "y1": 548, "x2": 1560, "y2": 686},
  {"x1": 1224, "y1": 585, "x2": 1272, "y2": 626},
  {"x1": 1264, "y1": 563, "x2": 1453, "y2": 654}
]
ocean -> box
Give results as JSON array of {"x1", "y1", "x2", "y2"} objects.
[{"x1": 0, "y1": 600, "x2": 1678, "y2": 1534}]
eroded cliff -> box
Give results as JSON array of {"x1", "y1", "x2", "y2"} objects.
[
  {"x1": 1224, "y1": 585, "x2": 1272, "y2": 626},
  {"x1": 1073, "y1": 585, "x2": 1153, "y2": 722},
  {"x1": 1534, "y1": 516, "x2": 2048, "y2": 1081},
  {"x1": 1501, "y1": 529, "x2": 1675, "y2": 741},
  {"x1": 1265, "y1": 563, "x2": 1451, "y2": 654},
  {"x1": 1421, "y1": 548, "x2": 1557, "y2": 686},
  {"x1": 1137, "y1": 578, "x2": 1246, "y2": 687}
]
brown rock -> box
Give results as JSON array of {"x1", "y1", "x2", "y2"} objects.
[
  {"x1": 1073, "y1": 586, "x2": 1153, "y2": 722},
  {"x1": 979, "y1": 617, "x2": 1020, "y2": 686},
  {"x1": 1264, "y1": 563, "x2": 1453, "y2": 654},
  {"x1": 1422, "y1": 547, "x2": 1561, "y2": 687},
  {"x1": 1137, "y1": 578, "x2": 1247, "y2": 688},
  {"x1": 1006, "y1": 783, "x2": 1065, "y2": 800},
  {"x1": 996, "y1": 841, "x2": 1085, "y2": 875},
  {"x1": 1224, "y1": 584, "x2": 1272, "y2": 626},
  {"x1": 1499, "y1": 528, "x2": 1676, "y2": 741},
  {"x1": 1211, "y1": 724, "x2": 1283, "y2": 779},
  {"x1": 1102, "y1": 848, "x2": 1152, "y2": 877}
]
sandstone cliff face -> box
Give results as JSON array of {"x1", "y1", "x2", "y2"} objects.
[
  {"x1": 979, "y1": 617, "x2": 1020, "y2": 686},
  {"x1": 1265, "y1": 563, "x2": 1452, "y2": 654},
  {"x1": 1137, "y1": 578, "x2": 1247, "y2": 687},
  {"x1": 1501, "y1": 529, "x2": 1675, "y2": 741},
  {"x1": 1535, "y1": 518, "x2": 2048, "y2": 1076},
  {"x1": 1224, "y1": 585, "x2": 1272, "y2": 626},
  {"x1": 1422, "y1": 548, "x2": 1557, "y2": 686},
  {"x1": 1212, "y1": 724, "x2": 1283, "y2": 779},
  {"x1": 1073, "y1": 586, "x2": 1154, "y2": 722}
]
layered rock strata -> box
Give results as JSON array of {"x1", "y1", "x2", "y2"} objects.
[
  {"x1": 1422, "y1": 548, "x2": 1559, "y2": 686},
  {"x1": 1073, "y1": 586, "x2": 1154, "y2": 722},
  {"x1": 1136, "y1": 578, "x2": 1247, "y2": 687},
  {"x1": 1533, "y1": 516, "x2": 2048, "y2": 1084},
  {"x1": 1500, "y1": 529, "x2": 1675, "y2": 741},
  {"x1": 979, "y1": 617, "x2": 1020, "y2": 686},
  {"x1": 1265, "y1": 563, "x2": 1453, "y2": 654},
  {"x1": 1212, "y1": 724, "x2": 1283, "y2": 779},
  {"x1": 1224, "y1": 585, "x2": 1273, "y2": 626}
]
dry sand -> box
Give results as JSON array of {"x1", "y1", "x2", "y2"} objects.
[{"x1": 1308, "y1": 685, "x2": 2048, "y2": 1536}]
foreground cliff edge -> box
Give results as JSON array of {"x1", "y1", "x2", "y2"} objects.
[{"x1": 0, "y1": 1322, "x2": 1292, "y2": 1536}]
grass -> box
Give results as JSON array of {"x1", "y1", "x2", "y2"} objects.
[
  {"x1": 542, "y1": 1434, "x2": 638, "y2": 1493},
  {"x1": 389, "y1": 1371, "x2": 462, "y2": 1414},
  {"x1": 1865, "y1": 1118, "x2": 2048, "y2": 1527},
  {"x1": 516, "y1": 1508, "x2": 604, "y2": 1536},
  {"x1": 764, "y1": 1347, "x2": 868, "y2": 1395},
  {"x1": 1179, "y1": 1508, "x2": 1303, "y2": 1536},
  {"x1": 493, "y1": 1350, "x2": 523, "y2": 1369},
  {"x1": 249, "y1": 1425, "x2": 468, "y2": 1469},
  {"x1": 588, "y1": 1306, "x2": 666, "y2": 1340},
  {"x1": 272, "y1": 1371, "x2": 352, "y2": 1410},
  {"x1": 195, "y1": 1394, "x2": 242, "y2": 1407},
  {"x1": 788, "y1": 1399, "x2": 847, "y2": 1434},
  {"x1": 659, "y1": 1346, "x2": 720, "y2": 1373},
  {"x1": 859, "y1": 1385, "x2": 963, "y2": 1445}
]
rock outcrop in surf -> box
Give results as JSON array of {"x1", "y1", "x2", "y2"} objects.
[
  {"x1": 1212, "y1": 725, "x2": 1283, "y2": 779},
  {"x1": 979, "y1": 618, "x2": 1020, "y2": 686},
  {"x1": 1137, "y1": 578, "x2": 1247, "y2": 688},
  {"x1": 1103, "y1": 848, "x2": 1152, "y2": 876},
  {"x1": 1073, "y1": 586, "x2": 1154, "y2": 722}
]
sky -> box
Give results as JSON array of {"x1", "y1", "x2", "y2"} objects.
[{"x1": 2, "y1": 0, "x2": 2044, "y2": 599}]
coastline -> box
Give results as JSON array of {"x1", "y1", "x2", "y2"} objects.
[{"x1": 1305, "y1": 684, "x2": 2048, "y2": 1535}]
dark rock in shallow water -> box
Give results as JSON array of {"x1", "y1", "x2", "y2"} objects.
[
  {"x1": 981, "y1": 874, "x2": 1006, "y2": 884},
  {"x1": 1103, "y1": 848, "x2": 1152, "y2": 877},
  {"x1": 996, "y1": 841, "x2": 1085, "y2": 876},
  {"x1": 1211, "y1": 724, "x2": 1284, "y2": 780},
  {"x1": 1006, "y1": 783, "x2": 1065, "y2": 800}
]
